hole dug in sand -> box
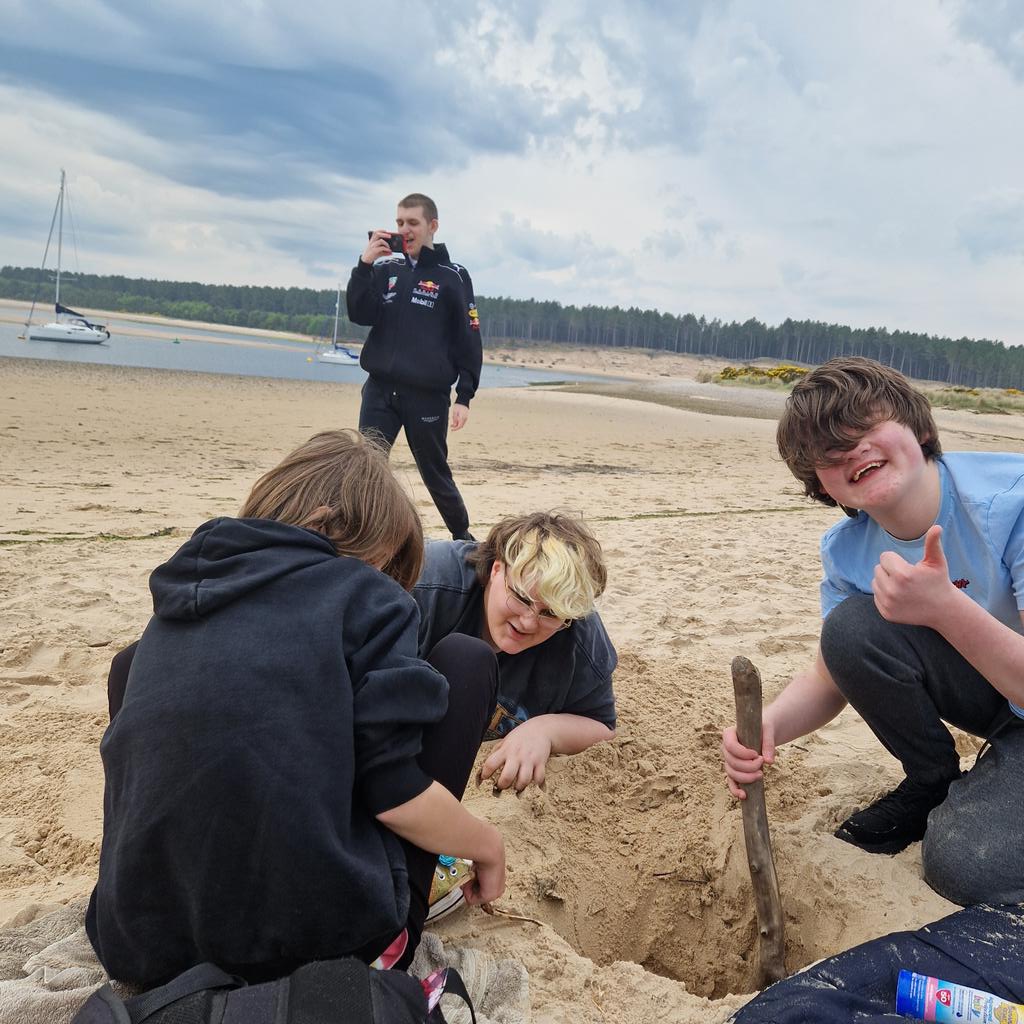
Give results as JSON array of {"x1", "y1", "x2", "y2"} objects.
[
  {"x1": 482, "y1": 730, "x2": 962, "y2": 1005},
  {"x1": 486, "y1": 739, "x2": 777, "y2": 1000},
  {"x1": 466, "y1": 652, "x2": 961, "y2": 1008}
]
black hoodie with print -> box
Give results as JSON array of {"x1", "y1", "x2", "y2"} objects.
[{"x1": 346, "y1": 243, "x2": 482, "y2": 406}]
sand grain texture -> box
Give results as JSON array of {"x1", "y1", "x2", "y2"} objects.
[{"x1": 4, "y1": 349, "x2": 1023, "y2": 1022}]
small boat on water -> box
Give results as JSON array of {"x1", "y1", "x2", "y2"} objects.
[
  {"x1": 317, "y1": 283, "x2": 359, "y2": 365},
  {"x1": 25, "y1": 170, "x2": 110, "y2": 345}
]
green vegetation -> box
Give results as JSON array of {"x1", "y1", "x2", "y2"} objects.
[
  {"x1": 924, "y1": 386, "x2": 1024, "y2": 415},
  {"x1": 4, "y1": 265, "x2": 1023, "y2": 389},
  {"x1": 699, "y1": 364, "x2": 809, "y2": 387},
  {"x1": 700, "y1": 364, "x2": 1024, "y2": 417},
  {"x1": 1, "y1": 266, "x2": 356, "y2": 340}
]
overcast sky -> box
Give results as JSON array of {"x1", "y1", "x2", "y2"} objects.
[{"x1": 2, "y1": 0, "x2": 1023, "y2": 343}]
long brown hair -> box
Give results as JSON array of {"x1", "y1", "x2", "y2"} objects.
[
  {"x1": 240, "y1": 430, "x2": 424, "y2": 590},
  {"x1": 776, "y1": 357, "x2": 941, "y2": 509}
]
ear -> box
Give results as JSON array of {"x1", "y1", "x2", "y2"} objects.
[
  {"x1": 428, "y1": 218, "x2": 438, "y2": 237},
  {"x1": 490, "y1": 560, "x2": 503, "y2": 581}
]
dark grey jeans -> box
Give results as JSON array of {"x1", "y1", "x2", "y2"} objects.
[{"x1": 820, "y1": 594, "x2": 1024, "y2": 905}]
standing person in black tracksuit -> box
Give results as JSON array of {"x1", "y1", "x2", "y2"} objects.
[{"x1": 347, "y1": 193, "x2": 482, "y2": 541}]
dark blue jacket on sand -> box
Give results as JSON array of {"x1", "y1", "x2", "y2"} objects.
[{"x1": 85, "y1": 517, "x2": 448, "y2": 988}]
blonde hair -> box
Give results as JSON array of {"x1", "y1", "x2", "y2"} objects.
[
  {"x1": 468, "y1": 512, "x2": 606, "y2": 621},
  {"x1": 239, "y1": 429, "x2": 424, "y2": 590}
]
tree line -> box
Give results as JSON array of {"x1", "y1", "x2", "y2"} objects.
[
  {"x1": 3, "y1": 264, "x2": 1020, "y2": 388},
  {"x1": 1, "y1": 266, "x2": 362, "y2": 340}
]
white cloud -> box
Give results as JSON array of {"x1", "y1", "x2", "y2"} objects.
[{"x1": 1, "y1": 1, "x2": 1023, "y2": 344}]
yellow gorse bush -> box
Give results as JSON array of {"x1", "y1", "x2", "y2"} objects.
[{"x1": 716, "y1": 364, "x2": 808, "y2": 385}]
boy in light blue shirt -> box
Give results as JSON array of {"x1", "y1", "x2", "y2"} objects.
[{"x1": 722, "y1": 357, "x2": 1024, "y2": 906}]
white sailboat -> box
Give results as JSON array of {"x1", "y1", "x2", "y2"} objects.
[
  {"x1": 317, "y1": 284, "x2": 359, "y2": 364},
  {"x1": 25, "y1": 170, "x2": 110, "y2": 344}
]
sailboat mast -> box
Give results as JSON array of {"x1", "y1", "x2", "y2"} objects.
[
  {"x1": 55, "y1": 169, "x2": 65, "y2": 307},
  {"x1": 332, "y1": 283, "x2": 341, "y2": 347}
]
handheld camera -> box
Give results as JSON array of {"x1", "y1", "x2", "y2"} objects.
[{"x1": 368, "y1": 230, "x2": 406, "y2": 254}]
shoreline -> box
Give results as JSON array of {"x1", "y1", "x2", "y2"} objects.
[{"x1": 1, "y1": 297, "x2": 728, "y2": 382}]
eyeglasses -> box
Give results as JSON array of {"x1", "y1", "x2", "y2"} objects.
[{"x1": 503, "y1": 575, "x2": 571, "y2": 631}]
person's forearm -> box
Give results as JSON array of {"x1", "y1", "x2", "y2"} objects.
[
  {"x1": 376, "y1": 781, "x2": 502, "y2": 862},
  {"x1": 533, "y1": 713, "x2": 614, "y2": 755},
  {"x1": 931, "y1": 591, "x2": 1024, "y2": 706},
  {"x1": 764, "y1": 653, "x2": 848, "y2": 746},
  {"x1": 345, "y1": 267, "x2": 378, "y2": 326}
]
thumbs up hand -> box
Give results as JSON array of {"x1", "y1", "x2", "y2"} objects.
[{"x1": 872, "y1": 525, "x2": 959, "y2": 628}]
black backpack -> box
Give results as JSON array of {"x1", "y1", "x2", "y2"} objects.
[{"x1": 72, "y1": 957, "x2": 476, "y2": 1024}]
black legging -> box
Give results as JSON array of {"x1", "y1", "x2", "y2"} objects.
[
  {"x1": 394, "y1": 633, "x2": 497, "y2": 967},
  {"x1": 105, "y1": 631, "x2": 497, "y2": 974}
]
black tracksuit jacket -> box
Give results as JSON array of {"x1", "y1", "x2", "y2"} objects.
[
  {"x1": 346, "y1": 243, "x2": 482, "y2": 406},
  {"x1": 85, "y1": 517, "x2": 448, "y2": 987}
]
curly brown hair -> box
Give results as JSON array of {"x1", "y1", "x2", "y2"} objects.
[
  {"x1": 239, "y1": 429, "x2": 423, "y2": 590},
  {"x1": 776, "y1": 357, "x2": 941, "y2": 510}
]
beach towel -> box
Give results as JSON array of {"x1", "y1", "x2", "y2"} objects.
[
  {"x1": 730, "y1": 902, "x2": 1024, "y2": 1023},
  {"x1": 0, "y1": 900, "x2": 530, "y2": 1024}
]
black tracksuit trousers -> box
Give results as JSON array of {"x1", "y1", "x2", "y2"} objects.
[
  {"x1": 820, "y1": 593, "x2": 1024, "y2": 906},
  {"x1": 358, "y1": 376, "x2": 471, "y2": 540}
]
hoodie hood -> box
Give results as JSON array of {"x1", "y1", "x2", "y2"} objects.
[{"x1": 150, "y1": 517, "x2": 337, "y2": 621}]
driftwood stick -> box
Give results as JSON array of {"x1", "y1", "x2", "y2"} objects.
[{"x1": 731, "y1": 655, "x2": 786, "y2": 987}]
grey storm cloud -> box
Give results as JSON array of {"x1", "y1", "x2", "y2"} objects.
[
  {"x1": 954, "y1": 0, "x2": 1024, "y2": 78},
  {"x1": 957, "y1": 190, "x2": 1024, "y2": 262},
  {"x1": 0, "y1": 5, "x2": 586, "y2": 202},
  {"x1": 483, "y1": 214, "x2": 631, "y2": 279},
  {"x1": 0, "y1": 0, "x2": 713, "y2": 206}
]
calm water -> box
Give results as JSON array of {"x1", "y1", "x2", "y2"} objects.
[{"x1": 0, "y1": 308, "x2": 603, "y2": 388}]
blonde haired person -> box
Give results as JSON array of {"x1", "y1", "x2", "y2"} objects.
[
  {"x1": 413, "y1": 511, "x2": 617, "y2": 794},
  {"x1": 89, "y1": 430, "x2": 505, "y2": 987}
]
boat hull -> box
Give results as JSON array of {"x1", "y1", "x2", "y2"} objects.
[
  {"x1": 317, "y1": 350, "x2": 359, "y2": 365},
  {"x1": 29, "y1": 323, "x2": 109, "y2": 344}
]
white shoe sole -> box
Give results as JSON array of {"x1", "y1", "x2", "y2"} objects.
[{"x1": 425, "y1": 886, "x2": 466, "y2": 924}]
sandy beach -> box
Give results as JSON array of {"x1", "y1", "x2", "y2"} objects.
[{"x1": 4, "y1": 343, "x2": 1024, "y2": 1022}]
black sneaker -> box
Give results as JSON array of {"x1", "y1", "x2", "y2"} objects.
[{"x1": 834, "y1": 777, "x2": 952, "y2": 855}]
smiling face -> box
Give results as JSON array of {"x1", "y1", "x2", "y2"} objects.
[
  {"x1": 481, "y1": 561, "x2": 566, "y2": 655},
  {"x1": 814, "y1": 418, "x2": 933, "y2": 517},
  {"x1": 395, "y1": 204, "x2": 437, "y2": 260}
]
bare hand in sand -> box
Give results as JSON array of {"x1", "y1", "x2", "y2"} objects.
[
  {"x1": 873, "y1": 525, "x2": 959, "y2": 629},
  {"x1": 479, "y1": 719, "x2": 553, "y2": 792},
  {"x1": 450, "y1": 403, "x2": 469, "y2": 431},
  {"x1": 721, "y1": 722, "x2": 776, "y2": 800},
  {"x1": 461, "y1": 832, "x2": 506, "y2": 906}
]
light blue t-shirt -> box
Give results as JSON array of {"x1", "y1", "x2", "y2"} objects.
[{"x1": 819, "y1": 452, "x2": 1024, "y2": 718}]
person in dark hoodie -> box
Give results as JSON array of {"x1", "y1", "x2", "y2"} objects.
[
  {"x1": 347, "y1": 193, "x2": 481, "y2": 541},
  {"x1": 414, "y1": 512, "x2": 617, "y2": 796},
  {"x1": 85, "y1": 429, "x2": 505, "y2": 989}
]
